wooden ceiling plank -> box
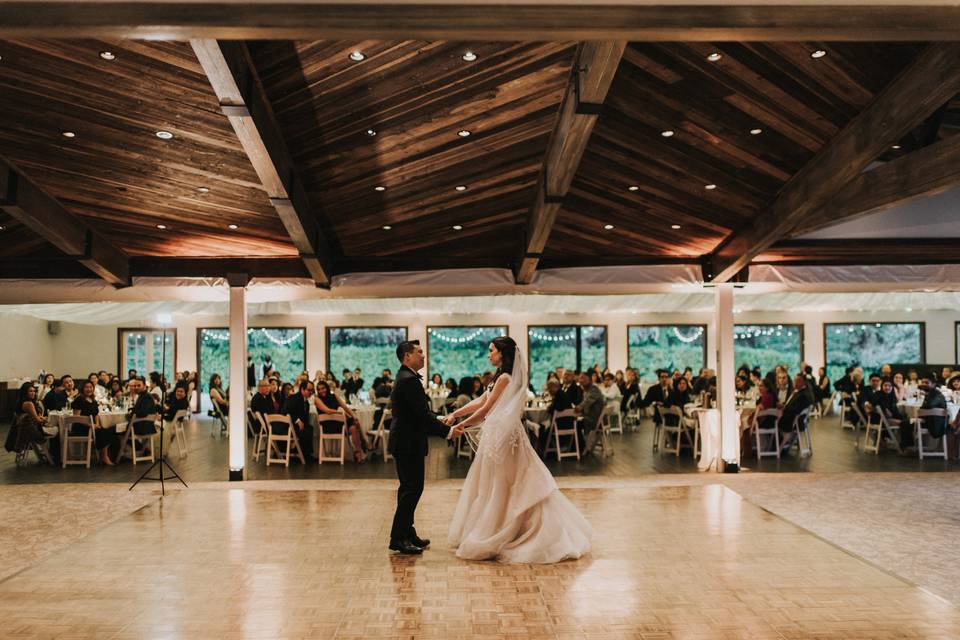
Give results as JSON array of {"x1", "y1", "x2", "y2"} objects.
[
  {"x1": 708, "y1": 42, "x2": 960, "y2": 283},
  {"x1": 190, "y1": 39, "x2": 332, "y2": 286},
  {"x1": 515, "y1": 41, "x2": 626, "y2": 284},
  {"x1": 0, "y1": 157, "x2": 128, "y2": 284}
]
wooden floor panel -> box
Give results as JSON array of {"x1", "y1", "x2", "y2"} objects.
[{"x1": 0, "y1": 484, "x2": 956, "y2": 639}]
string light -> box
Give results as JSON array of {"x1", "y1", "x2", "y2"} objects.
[
  {"x1": 428, "y1": 328, "x2": 500, "y2": 344},
  {"x1": 672, "y1": 327, "x2": 704, "y2": 343},
  {"x1": 202, "y1": 328, "x2": 303, "y2": 346},
  {"x1": 733, "y1": 325, "x2": 796, "y2": 340},
  {"x1": 529, "y1": 329, "x2": 577, "y2": 342}
]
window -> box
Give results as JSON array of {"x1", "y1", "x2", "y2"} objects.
[
  {"x1": 118, "y1": 328, "x2": 175, "y2": 379},
  {"x1": 734, "y1": 324, "x2": 803, "y2": 374},
  {"x1": 326, "y1": 327, "x2": 408, "y2": 383},
  {"x1": 527, "y1": 326, "x2": 607, "y2": 390},
  {"x1": 824, "y1": 322, "x2": 925, "y2": 384},
  {"x1": 427, "y1": 326, "x2": 508, "y2": 383},
  {"x1": 627, "y1": 325, "x2": 706, "y2": 381},
  {"x1": 198, "y1": 327, "x2": 306, "y2": 392}
]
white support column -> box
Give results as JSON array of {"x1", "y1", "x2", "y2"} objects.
[
  {"x1": 227, "y1": 274, "x2": 248, "y2": 481},
  {"x1": 715, "y1": 284, "x2": 739, "y2": 470}
]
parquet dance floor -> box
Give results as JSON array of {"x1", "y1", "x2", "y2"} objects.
[{"x1": 1, "y1": 483, "x2": 957, "y2": 639}]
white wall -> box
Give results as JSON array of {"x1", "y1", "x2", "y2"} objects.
[{"x1": 1, "y1": 306, "x2": 957, "y2": 381}]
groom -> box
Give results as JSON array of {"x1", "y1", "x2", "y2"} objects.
[{"x1": 388, "y1": 339, "x2": 455, "y2": 555}]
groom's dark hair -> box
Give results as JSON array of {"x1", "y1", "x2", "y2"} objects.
[{"x1": 396, "y1": 340, "x2": 420, "y2": 363}]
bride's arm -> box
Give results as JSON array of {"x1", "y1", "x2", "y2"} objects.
[
  {"x1": 453, "y1": 375, "x2": 511, "y2": 432},
  {"x1": 446, "y1": 394, "x2": 486, "y2": 422}
]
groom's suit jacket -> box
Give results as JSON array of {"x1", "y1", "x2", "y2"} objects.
[{"x1": 388, "y1": 366, "x2": 450, "y2": 457}]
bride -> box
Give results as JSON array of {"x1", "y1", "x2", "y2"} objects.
[{"x1": 444, "y1": 336, "x2": 592, "y2": 563}]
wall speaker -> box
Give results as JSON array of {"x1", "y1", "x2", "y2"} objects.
[{"x1": 47, "y1": 321, "x2": 61, "y2": 336}]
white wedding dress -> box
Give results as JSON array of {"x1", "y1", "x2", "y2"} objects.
[{"x1": 448, "y1": 349, "x2": 592, "y2": 563}]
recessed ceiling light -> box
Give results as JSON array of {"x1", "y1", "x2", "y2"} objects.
[
  {"x1": 365, "y1": 128, "x2": 377, "y2": 137},
  {"x1": 99, "y1": 51, "x2": 116, "y2": 61},
  {"x1": 349, "y1": 51, "x2": 365, "y2": 61},
  {"x1": 197, "y1": 186, "x2": 209, "y2": 194},
  {"x1": 462, "y1": 51, "x2": 477, "y2": 62},
  {"x1": 627, "y1": 185, "x2": 639, "y2": 191},
  {"x1": 374, "y1": 185, "x2": 386, "y2": 192},
  {"x1": 661, "y1": 130, "x2": 675, "y2": 137},
  {"x1": 227, "y1": 224, "x2": 238, "y2": 230},
  {"x1": 0, "y1": 225, "x2": 5, "y2": 231},
  {"x1": 156, "y1": 224, "x2": 167, "y2": 230},
  {"x1": 705, "y1": 184, "x2": 717, "y2": 190},
  {"x1": 457, "y1": 129, "x2": 472, "y2": 138},
  {"x1": 811, "y1": 49, "x2": 827, "y2": 59},
  {"x1": 707, "y1": 52, "x2": 722, "y2": 62},
  {"x1": 891, "y1": 144, "x2": 901, "y2": 150},
  {"x1": 155, "y1": 130, "x2": 173, "y2": 140},
  {"x1": 670, "y1": 224, "x2": 682, "y2": 230},
  {"x1": 750, "y1": 128, "x2": 763, "y2": 135},
  {"x1": 455, "y1": 185, "x2": 467, "y2": 192},
  {"x1": 452, "y1": 225, "x2": 463, "y2": 230},
  {"x1": 382, "y1": 225, "x2": 392, "y2": 230},
  {"x1": 61, "y1": 131, "x2": 75, "y2": 138},
  {"x1": 603, "y1": 224, "x2": 614, "y2": 230}
]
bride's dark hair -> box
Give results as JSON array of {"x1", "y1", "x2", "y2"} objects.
[{"x1": 491, "y1": 336, "x2": 517, "y2": 381}]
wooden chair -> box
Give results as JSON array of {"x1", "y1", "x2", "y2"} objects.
[
  {"x1": 120, "y1": 414, "x2": 160, "y2": 465},
  {"x1": 785, "y1": 406, "x2": 813, "y2": 457},
  {"x1": 60, "y1": 415, "x2": 95, "y2": 469},
  {"x1": 544, "y1": 409, "x2": 580, "y2": 461},
  {"x1": 586, "y1": 405, "x2": 614, "y2": 457},
  {"x1": 848, "y1": 401, "x2": 868, "y2": 446},
  {"x1": 368, "y1": 408, "x2": 392, "y2": 462},
  {"x1": 916, "y1": 408, "x2": 948, "y2": 460},
  {"x1": 252, "y1": 412, "x2": 269, "y2": 462},
  {"x1": 752, "y1": 408, "x2": 782, "y2": 460},
  {"x1": 209, "y1": 394, "x2": 228, "y2": 439},
  {"x1": 862, "y1": 410, "x2": 901, "y2": 455},
  {"x1": 838, "y1": 392, "x2": 857, "y2": 430},
  {"x1": 265, "y1": 413, "x2": 305, "y2": 467},
  {"x1": 622, "y1": 395, "x2": 641, "y2": 432},
  {"x1": 164, "y1": 409, "x2": 189, "y2": 460},
  {"x1": 658, "y1": 405, "x2": 694, "y2": 457},
  {"x1": 317, "y1": 412, "x2": 348, "y2": 465},
  {"x1": 603, "y1": 400, "x2": 623, "y2": 435},
  {"x1": 245, "y1": 409, "x2": 259, "y2": 439},
  {"x1": 651, "y1": 403, "x2": 664, "y2": 451}
]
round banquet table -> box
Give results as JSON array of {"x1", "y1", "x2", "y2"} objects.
[
  {"x1": 309, "y1": 406, "x2": 379, "y2": 460},
  {"x1": 44, "y1": 409, "x2": 129, "y2": 438},
  {"x1": 898, "y1": 400, "x2": 960, "y2": 423},
  {"x1": 429, "y1": 392, "x2": 450, "y2": 413}
]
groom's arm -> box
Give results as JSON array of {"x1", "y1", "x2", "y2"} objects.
[{"x1": 398, "y1": 376, "x2": 450, "y2": 438}]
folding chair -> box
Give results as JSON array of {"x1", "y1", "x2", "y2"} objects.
[
  {"x1": 659, "y1": 406, "x2": 694, "y2": 457},
  {"x1": 917, "y1": 408, "x2": 948, "y2": 460},
  {"x1": 544, "y1": 409, "x2": 580, "y2": 461},
  {"x1": 838, "y1": 392, "x2": 857, "y2": 430},
  {"x1": 209, "y1": 395, "x2": 228, "y2": 439},
  {"x1": 785, "y1": 406, "x2": 813, "y2": 457},
  {"x1": 651, "y1": 403, "x2": 664, "y2": 451},
  {"x1": 586, "y1": 405, "x2": 613, "y2": 457},
  {"x1": 622, "y1": 395, "x2": 641, "y2": 432},
  {"x1": 165, "y1": 409, "x2": 189, "y2": 460},
  {"x1": 60, "y1": 415, "x2": 95, "y2": 469},
  {"x1": 245, "y1": 409, "x2": 259, "y2": 439},
  {"x1": 252, "y1": 412, "x2": 269, "y2": 462},
  {"x1": 368, "y1": 408, "x2": 392, "y2": 462},
  {"x1": 862, "y1": 410, "x2": 901, "y2": 455},
  {"x1": 318, "y1": 412, "x2": 348, "y2": 465},
  {"x1": 119, "y1": 414, "x2": 160, "y2": 464},
  {"x1": 752, "y1": 408, "x2": 782, "y2": 460},
  {"x1": 265, "y1": 413, "x2": 305, "y2": 467},
  {"x1": 603, "y1": 401, "x2": 623, "y2": 435}
]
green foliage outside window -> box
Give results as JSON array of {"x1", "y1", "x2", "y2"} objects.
[
  {"x1": 199, "y1": 328, "x2": 305, "y2": 392},
  {"x1": 628, "y1": 325, "x2": 705, "y2": 382},
  {"x1": 734, "y1": 324, "x2": 803, "y2": 374},
  {"x1": 327, "y1": 327, "x2": 408, "y2": 382},
  {"x1": 527, "y1": 326, "x2": 606, "y2": 390},
  {"x1": 825, "y1": 322, "x2": 923, "y2": 384},
  {"x1": 122, "y1": 330, "x2": 174, "y2": 378},
  {"x1": 427, "y1": 327, "x2": 507, "y2": 382}
]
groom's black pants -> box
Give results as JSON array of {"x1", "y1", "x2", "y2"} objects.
[{"x1": 391, "y1": 452, "x2": 425, "y2": 542}]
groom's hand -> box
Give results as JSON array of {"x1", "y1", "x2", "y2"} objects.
[{"x1": 442, "y1": 414, "x2": 457, "y2": 426}]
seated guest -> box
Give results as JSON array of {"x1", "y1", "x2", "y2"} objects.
[
  {"x1": 600, "y1": 372, "x2": 622, "y2": 404},
  {"x1": 97, "y1": 371, "x2": 110, "y2": 390},
  {"x1": 871, "y1": 378, "x2": 910, "y2": 449},
  {"x1": 315, "y1": 380, "x2": 368, "y2": 463},
  {"x1": 280, "y1": 382, "x2": 294, "y2": 400},
  {"x1": 73, "y1": 380, "x2": 117, "y2": 466},
  {"x1": 906, "y1": 369, "x2": 919, "y2": 385},
  {"x1": 250, "y1": 379, "x2": 279, "y2": 418},
  {"x1": 162, "y1": 385, "x2": 190, "y2": 423},
  {"x1": 340, "y1": 368, "x2": 357, "y2": 397},
  {"x1": 892, "y1": 371, "x2": 907, "y2": 402},
  {"x1": 880, "y1": 363, "x2": 893, "y2": 379},
  {"x1": 755, "y1": 379, "x2": 778, "y2": 432},
  {"x1": 859, "y1": 373, "x2": 883, "y2": 415},
  {"x1": 38, "y1": 373, "x2": 56, "y2": 402},
  {"x1": 917, "y1": 376, "x2": 948, "y2": 442},
  {"x1": 42, "y1": 375, "x2": 76, "y2": 412},
  {"x1": 148, "y1": 371, "x2": 165, "y2": 403},
  {"x1": 471, "y1": 376, "x2": 483, "y2": 398},
  {"x1": 574, "y1": 371, "x2": 604, "y2": 453},
  {"x1": 619, "y1": 369, "x2": 640, "y2": 413},
  {"x1": 453, "y1": 377, "x2": 474, "y2": 410},
  {"x1": 428, "y1": 373, "x2": 444, "y2": 391},
  {"x1": 941, "y1": 367, "x2": 954, "y2": 385},
  {"x1": 663, "y1": 377, "x2": 691, "y2": 411},
  {"x1": 817, "y1": 367, "x2": 831, "y2": 402},
  {"x1": 108, "y1": 378, "x2": 124, "y2": 401},
  {"x1": 779, "y1": 374, "x2": 813, "y2": 454},
  {"x1": 5, "y1": 382, "x2": 49, "y2": 461},
  {"x1": 774, "y1": 368, "x2": 791, "y2": 406},
  {"x1": 209, "y1": 374, "x2": 229, "y2": 416},
  {"x1": 128, "y1": 378, "x2": 158, "y2": 425},
  {"x1": 691, "y1": 368, "x2": 710, "y2": 395},
  {"x1": 641, "y1": 369, "x2": 672, "y2": 425},
  {"x1": 735, "y1": 374, "x2": 753, "y2": 402},
  {"x1": 946, "y1": 374, "x2": 960, "y2": 401},
  {"x1": 283, "y1": 380, "x2": 315, "y2": 459},
  {"x1": 555, "y1": 370, "x2": 583, "y2": 411}
]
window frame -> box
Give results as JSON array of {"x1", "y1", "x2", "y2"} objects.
[
  {"x1": 426, "y1": 325, "x2": 510, "y2": 382},
  {"x1": 197, "y1": 326, "x2": 307, "y2": 392},
  {"x1": 733, "y1": 323, "x2": 805, "y2": 367},
  {"x1": 525, "y1": 323, "x2": 609, "y2": 381},
  {"x1": 626, "y1": 323, "x2": 708, "y2": 378},
  {"x1": 116, "y1": 327, "x2": 178, "y2": 378},
  {"x1": 822, "y1": 321, "x2": 927, "y2": 379},
  {"x1": 324, "y1": 325, "x2": 409, "y2": 374}
]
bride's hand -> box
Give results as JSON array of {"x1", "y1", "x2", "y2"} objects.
[
  {"x1": 442, "y1": 414, "x2": 457, "y2": 426},
  {"x1": 448, "y1": 425, "x2": 464, "y2": 439}
]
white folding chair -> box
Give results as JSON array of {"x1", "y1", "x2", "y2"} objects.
[
  {"x1": 658, "y1": 406, "x2": 694, "y2": 458},
  {"x1": 623, "y1": 395, "x2": 641, "y2": 432},
  {"x1": 368, "y1": 408, "x2": 392, "y2": 462},
  {"x1": 60, "y1": 415, "x2": 95, "y2": 469},
  {"x1": 917, "y1": 408, "x2": 948, "y2": 460},
  {"x1": 252, "y1": 412, "x2": 269, "y2": 462},
  {"x1": 209, "y1": 395, "x2": 228, "y2": 439},
  {"x1": 838, "y1": 392, "x2": 857, "y2": 430},
  {"x1": 455, "y1": 417, "x2": 474, "y2": 460},
  {"x1": 651, "y1": 403, "x2": 664, "y2": 451},
  {"x1": 862, "y1": 410, "x2": 901, "y2": 455},
  {"x1": 120, "y1": 414, "x2": 159, "y2": 464},
  {"x1": 752, "y1": 408, "x2": 782, "y2": 460},
  {"x1": 164, "y1": 409, "x2": 189, "y2": 460},
  {"x1": 785, "y1": 406, "x2": 813, "y2": 457},
  {"x1": 544, "y1": 409, "x2": 580, "y2": 461},
  {"x1": 603, "y1": 400, "x2": 623, "y2": 435},
  {"x1": 265, "y1": 413, "x2": 305, "y2": 467},
  {"x1": 587, "y1": 405, "x2": 614, "y2": 457},
  {"x1": 317, "y1": 412, "x2": 348, "y2": 465}
]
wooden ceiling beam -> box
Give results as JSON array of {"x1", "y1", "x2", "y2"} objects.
[
  {"x1": 129, "y1": 256, "x2": 309, "y2": 278},
  {"x1": 3, "y1": 4, "x2": 960, "y2": 40},
  {"x1": 190, "y1": 39, "x2": 333, "y2": 287},
  {"x1": 707, "y1": 43, "x2": 960, "y2": 283},
  {"x1": 515, "y1": 41, "x2": 626, "y2": 284},
  {"x1": 0, "y1": 159, "x2": 128, "y2": 284},
  {"x1": 759, "y1": 239, "x2": 960, "y2": 266},
  {"x1": 792, "y1": 133, "x2": 960, "y2": 236}
]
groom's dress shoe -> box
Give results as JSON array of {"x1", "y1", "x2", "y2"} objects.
[
  {"x1": 410, "y1": 535, "x2": 430, "y2": 548},
  {"x1": 389, "y1": 539, "x2": 424, "y2": 555}
]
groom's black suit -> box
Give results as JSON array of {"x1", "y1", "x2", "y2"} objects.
[{"x1": 388, "y1": 365, "x2": 450, "y2": 543}]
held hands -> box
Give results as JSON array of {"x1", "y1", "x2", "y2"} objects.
[
  {"x1": 447, "y1": 425, "x2": 465, "y2": 440},
  {"x1": 442, "y1": 414, "x2": 457, "y2": 426}
]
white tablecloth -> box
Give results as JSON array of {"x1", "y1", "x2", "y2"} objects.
[
  {"x1": 44, "y1": 410, "x2": 129, "y2": 437},
  {"x1": 694, "y1": 408, "x2": 721, "y2": 471},
  {"x1": 429, "y1": 392, "x2": 450, "y2": 413},
  {"x1": 899, "y1": 401, "x2": 960, "y2": 423}
]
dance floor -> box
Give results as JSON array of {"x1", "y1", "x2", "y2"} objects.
[{"x1": 1, "y1": 483, "x2": 957, "y2": 639}]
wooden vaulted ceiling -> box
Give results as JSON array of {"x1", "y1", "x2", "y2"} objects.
[{"x1": 0, "y1": 35, "x2": 959, "y2": 284}]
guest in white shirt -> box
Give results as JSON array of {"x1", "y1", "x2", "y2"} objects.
[{"x1": 600, "y1": 372, "x2": 622, "y2": 404}]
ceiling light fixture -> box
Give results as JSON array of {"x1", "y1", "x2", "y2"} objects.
[
  {"x1": 0, "y1": 225, "x2": 5, "y2": 231},
  {"x1": 155, "y1": 130, "x2": 173, "y2": 140},
  {"x1": 382, "y1": 225, "x2": 392, "y2": 230},
  {"x1": 455, "y1": 185, "x2": 467, "y2": 192},
  {"x1": 707, "y1": 52, "x2": 722, "y2": 62},
  {"x1": 810, "y1": 49, "x2": 827, "y2": 59},
  {"x1": 197, "y1": 187, "x2": 209, "y2": 194},
  {"x1": 227, "y1": 224, "x2": 238, "y2": 230},
  {"x1": 365, "y1": 128, "x2": 377, "y2": 137},
  {"x1": 603, "y1": 224, "x2": 614, "y2": 230},
  {"x1": 661, "y1": 130, "x2": 675, "y2": 137},
  {"x1": 462, "y1": 51, "x2": 477, "y2": 62},
  {"x1": 61, "y1": 131, "x2": 75, "y2": 138},
  {"x1": 452, "y1": 225, "x2": 463, "y2": 230},
  {"x1": 457, "y1": 129, "x2": 472, "y2": 138},
  {"x1": 349, "y1": 51, "x2": 365, "y2": 61},
  {"x1": 891, "y1": 144, "x2": 901, "y2": 150},
  {"x1": 374, "y1": 185, "x2": 386, "y2": 192},
  {"x1": 156, "y1": 224, "x2": 167, "y2": 230},
  {"x1": 99, "y1": 51, "x2": 116, "y2": 61},
  {"x1": 705, "y1": 184, "x2": 717, "y2": 190},
  {"x1": 670, "y1": 224, "x2": 681, "y2": 230},
  {"x1": 750, "y1": 128, "x2": 762, "y2": 135},
  {"x1": 628, "y1": 185, "x2": 639, "y2": 191}
]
